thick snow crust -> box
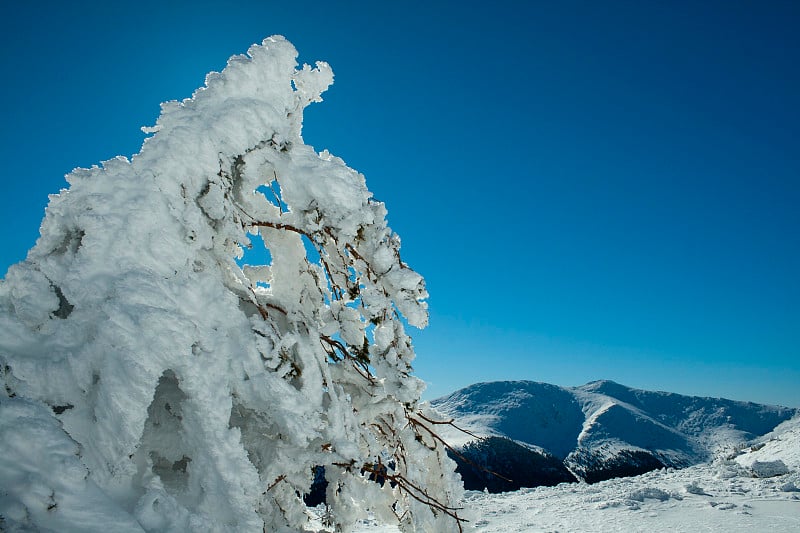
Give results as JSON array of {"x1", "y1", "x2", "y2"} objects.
[{"x1": 0, "y1": 37, "x2": 462, "y2": 532}]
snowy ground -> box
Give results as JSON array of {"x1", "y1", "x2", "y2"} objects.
[
  {"x1": 460, "y1": 462, "x2": 799, "y2": 533},
  {"x1": 311, "y1": 464, "x2": 799, "y2": 533},
  {"x1": 309, "y1": 416, "x2": 800, "y2": 532}
]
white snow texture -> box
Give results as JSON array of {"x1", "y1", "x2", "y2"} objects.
[
  {"x1": 0, "y1": 37, "x2": 462, "y2": 532},
  {"x1": 316, "y1": 414, "x2": 800, "y2": 532}
]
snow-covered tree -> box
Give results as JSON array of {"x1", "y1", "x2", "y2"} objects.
[{"x1": 0, "y1": 37, "x2": 464, "y2": 532}]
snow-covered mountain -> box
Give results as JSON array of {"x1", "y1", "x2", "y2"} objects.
[{"x1": 431, "y1": 380, "x2": 798, "y2": 490}]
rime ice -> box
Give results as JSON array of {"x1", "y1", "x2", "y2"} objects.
[{"x1": 0, "y1": 37, "x2": 462, "y2": 532}]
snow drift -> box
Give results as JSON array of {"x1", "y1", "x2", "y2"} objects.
[{"x1": 0, "y1": 37, "x2": 462, "y2": 532}]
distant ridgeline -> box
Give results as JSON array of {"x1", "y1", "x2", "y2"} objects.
[{"x1": 431, "y1": 380, "x2": 798, "y2": 492}]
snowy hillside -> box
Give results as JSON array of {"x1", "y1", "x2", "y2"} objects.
[
  {"x1": 432, "y1": 380, "x2": 797, "y2": 488},
  {"x1": 320, "y1": 412, "x2": 800, "y2": 532}
]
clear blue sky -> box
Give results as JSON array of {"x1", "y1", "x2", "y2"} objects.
[{"x1": 2, "y1": 1, "x2": 798, "y2": 406}]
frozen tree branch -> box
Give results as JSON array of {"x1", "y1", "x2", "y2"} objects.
[{"x1": 0, "y1": 36, "x2": 462, "y2": 532}]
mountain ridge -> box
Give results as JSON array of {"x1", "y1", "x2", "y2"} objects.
[{"x1": 431, "y1": 380, "x2": 797, "y2": 490}]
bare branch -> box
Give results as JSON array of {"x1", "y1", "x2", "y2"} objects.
[
  {"x1": 414, "y1": 411, "x2": 483, "y2": 441},
  {"x1": 267, "y1": 475, "x2": 287, "y2": 491},
  {"x1": 360, "y1": 462, "x2": 468, "y2": 532},
  {"x1": 408, "y1": 413, "x2": 513, "y2": 484}
]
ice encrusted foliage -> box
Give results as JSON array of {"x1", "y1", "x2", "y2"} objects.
[{"x1": 0, "y1": 37, "x2": 463, "y2": 532}]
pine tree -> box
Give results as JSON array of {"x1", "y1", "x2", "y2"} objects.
[{"x1": 0, "y1": 37, "x2": 464, "y2": 532}]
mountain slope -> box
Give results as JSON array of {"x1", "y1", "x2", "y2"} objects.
[{"x1": 431, "y1": 380, "x2": 797, "y2": 489}]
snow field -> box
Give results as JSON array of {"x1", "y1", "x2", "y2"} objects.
[{"x1": 309, "y1": 414, "x2": 800, "y2": 532}]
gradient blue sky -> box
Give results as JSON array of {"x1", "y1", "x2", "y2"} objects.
[{"x1": 2, "y1": 1, "x2": 798, "y2": 406}]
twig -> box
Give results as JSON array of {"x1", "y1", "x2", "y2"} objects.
[
  {"x1": 319, "y1": 335, "x2": 375, "y2": 381},
  {"x1": 267, "y1": 474, "x2": 287, "y2": 491},
  {"x1": 408, "y1": 413, "x2": 513, "y2": 484},
  {"x1": 360, "y1": 463, "x2": 467, "y2": 532},
  {"x1": 268, "y1": 172, "x2": 285, "y2": 214},
  {"x1": 414, "y1": 411, "x2": 483, "y2": 441}
]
